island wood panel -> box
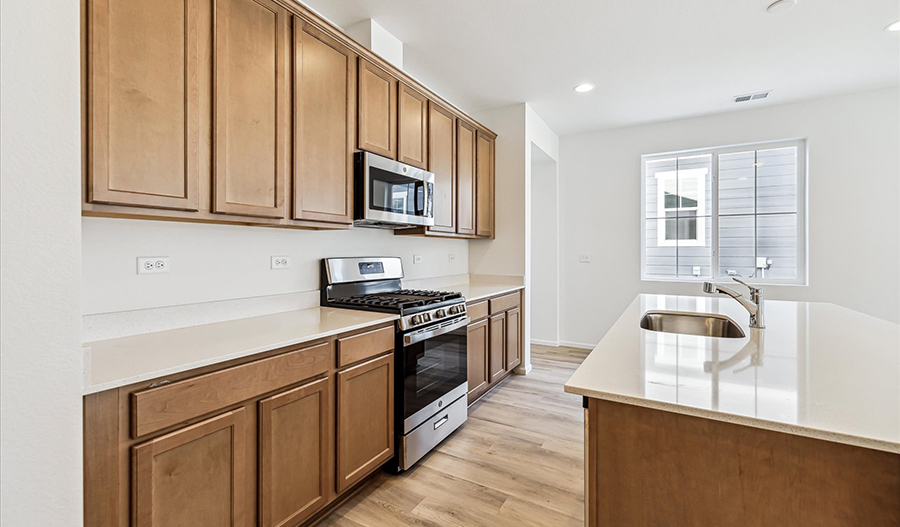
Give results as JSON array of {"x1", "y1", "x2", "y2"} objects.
[
  {"x1": 292, "y1": 20, "x2": 355, "y2": 224},
  {"x1": 466, "y1": 318, "x2": 490, "y2": 404},
  {"x1": 488, "y1": 313, "x2": 506, "y2": 383},
  {"x1": 84, "y1": 390, "x2": 121, "y2": 527},
  {"x1": 132, "y1": 409, "x2": 248, "y2": 527},
  {"x1": 456, "y1": 120, "x2": 477, "y2": 235},
  {"x1": 505, "y1": 307, "x2": 521, "y2": 371},
  {"x1": 213, "y1": 0, "x2": 288, "y2": 218},
  {"x1": 87, "y1": 0, "x2": 200, "y2": 211},
  {"x1": 259, "y1": 377, "x2": 332, "y2": 527},
  {"x1": 131, "y1": 341, "x2": 330, "y2": 437},
  {"x1": 397, "y1": 82, "x2": 429, "y2": 169},
  {"x1": 335, "y1": 353, "x2": 394, "y2": 493},
  {"x1": 428, "y1": 101, "x2": 457, "y2": 233},
  {"x1": 475, "y1": 130, "x2": 494, "y2": 237},
  {"x1": 357, "y1": 59, "x2": 397, "y2": 159},
  {"x1": 587, "y1": 398, "x2": 900, "y2": 527}
]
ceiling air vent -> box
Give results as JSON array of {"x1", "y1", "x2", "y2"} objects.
[{"x1": 734, "y1": 91, "x2": 771, "y2": 103}]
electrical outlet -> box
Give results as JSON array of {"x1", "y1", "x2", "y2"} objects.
[
  {"x1": 413, "y1": 254, "x2": 423, "y2": 264},
  {"x1": 448, "y1": 253, "x2": 456, "y2": 263},
  {"x1": 578, "y1": 253, "x2": 591, "y2": 263},
  {"x1": 271, "y1": 256, "x2": 291, "y2": 270},
  {"x1": 137, "y1": 257, "x2": 170, "y2": 275}
]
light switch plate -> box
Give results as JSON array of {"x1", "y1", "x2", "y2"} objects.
[
  {"x1": 271, "y1": 256, "x2": 291, "y2": 270},
  {"x1": 137, "y1": 257, "x2": 170, "y2": 275}
]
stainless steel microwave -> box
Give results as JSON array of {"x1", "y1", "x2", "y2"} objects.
[{"x1": 354, "y1": 152, "x2": 434, "y2": 229}]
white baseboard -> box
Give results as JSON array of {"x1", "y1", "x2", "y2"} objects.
[
  {"x1": 559, "y1": 340, "x2": 597, "y2": 350},
  {"x1": 531, "y1": 339, "x2": 560, "y2": 347}
]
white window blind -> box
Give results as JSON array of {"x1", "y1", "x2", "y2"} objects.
[{"x1": 641, "y1": 139, "x2": 806, "y2": 284}]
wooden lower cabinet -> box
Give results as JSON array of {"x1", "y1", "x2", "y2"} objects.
[
  {"x1": 505, "y1": 307, "x2": 521, "y2": 371},
  {"x1": 132, "y1": 409, "x2": 248, "y2": 527},
  {"x1": 466, "y1": 318, "x2": 490, "y2": 403},
  {"x1": 335, "y1": 353, "x2": 394, "y2": 493},
  {"x1": 489, "y1": 314, "x2": 507, "y2": 383},
  {"x1": 258, "y1": 377, "x2": 331, "y2": 527}
]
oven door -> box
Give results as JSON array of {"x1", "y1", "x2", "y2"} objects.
[
  {"x1": 357, "y1": 152, "x2": 434, "y2": 227},
  {"x1": 400, "y1": 316, "x2": 468, "y2": 433}
]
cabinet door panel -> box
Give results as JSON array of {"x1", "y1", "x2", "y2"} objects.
[
  {"x1": 88, "y1": 0, "x2": 200, "y2": 210},
  {"x1": 293, "y1": 20, "x2": 355, "y2": 224},
  {"x1": 505, "y1": 307, "x2": 521, "y2": 372},
  {"x1": 489, "y1": 313, "x2": 506, "y2": 383},
  {"x1": 259, "y1": 377, "x2": 331, "y2": 527},
  {"x1": 336, "y1": 354, "x2": 394, "y2": 493},
  {"x1": 357, "y1": 59, "x2": 397, "y2": 158},
  {"x1": 132, "y1": 409, "x2": 247, "y2": 527},
  {"x1": 429, "y1": 102, "x2": 456, "y2": 233},
  {"x1": 456, "y1": 121, "x2": 476, "y2": 235},
  {"x1": 213, "y1": 0, "x2": 287, "y2": 218},
  {"x1": 467, "y1": 319, "x2": 489, "y2": 403},
  {"x1": 475, "y1": 131, "x2": 494, "y2": 237},
  {"x1": 398, "y1": 83, "x2": 428, "y2": 169}
]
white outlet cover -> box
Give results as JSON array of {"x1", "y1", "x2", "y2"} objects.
[
  {"x1": 137, "y1": 257, "x2": 170, "y2": 275},
  {"x1": 271, "y1": 256, "x2": 291, "y2": 270},
  {"x1": 579, "y1": 253, "x2": 591, "y2": 263},
  {"x1": 448, "y1": 253, "x2": 456, "y2": 262},
  {"x1": 413, "y1": 254, "x2": 423, "y2": 264}
]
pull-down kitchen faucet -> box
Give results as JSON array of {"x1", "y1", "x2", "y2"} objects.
[{"x1": 703, "y1": 277, "x2": 765, "y2": 329}]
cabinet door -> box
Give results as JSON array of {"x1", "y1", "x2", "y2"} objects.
[
  {"x1": 87, "y1": 0, "x2": 200, "y2": 211},
  {"x1": 428, "y1": 101, "x2": 456, "y2": 234},
  {"x1": 397, "y1": 83, "x2": 428, "y2": 169},
  {"x1": 213, "y1": 0, "x2": 288, "y2": 218},
  {"x1": 336, "y1": 354, "x2": 394, "y2": 493},
  {"x1": 456, "y1": 120, "x2": 476, "y2": 235},
  {"x1": 357, "y1": 59, "x2": 397, "y2": 159},
  {"x1": 132, "y1": 409, "x2": 248, "y2": 527},
  {"x1": 292, "y1": 20, "x2": 355, "y2": 224},
  {"x1": 467, "y1": 319, "x2": 489, "y2": 403},
  {"x1": 489, "y1": 313, "x2": 506, "y2": 383},
  {"x1": 505, "y1": 307, "x2": 521, "y2": 372},
  {"x1": 259, "y1": 377, "x2": 331, "y2": 527},
  {"x1": 475, "y1": 131, "x2": 495, "y2": 237}
]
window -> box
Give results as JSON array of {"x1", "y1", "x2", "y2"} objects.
[{"x1": 641, "y1": 139, "x2": 806, "y2": 284}]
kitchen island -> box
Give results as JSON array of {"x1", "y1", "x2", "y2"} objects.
[{"x1": 565, "y1": 294, "x2": 900, "y2": 527}]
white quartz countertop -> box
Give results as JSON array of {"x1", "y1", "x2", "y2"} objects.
[
  {"x1": 83, "y1": 307, "x2": 398, "y2": 395},
  {"x1": 564, "y1": 294, "x2": 900, "y2": 453},
  {"x1": 445, "y1": 282, "x2": 524, "y2": 303}
]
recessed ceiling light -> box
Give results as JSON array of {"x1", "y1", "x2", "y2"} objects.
[
  {"x1": 766, "y1": 0, "x2": 797, "y2": 13},
  {"x1": 886, "y1": 20, "x2": 900, "y2": 32},
  {"x1": 574, "y1": 83, "x2": 594, "y2": 93}
]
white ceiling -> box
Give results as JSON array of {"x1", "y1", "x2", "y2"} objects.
[{"x1": 301, "y1": 0, "x2": 900, "y2": 136}]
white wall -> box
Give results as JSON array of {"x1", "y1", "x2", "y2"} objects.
[
  {"x1": 83, "y1": 217, "x2": 468, "y2": 313},
  {"x1": 0, "y1": 0, "x2": 84, "y2": 523},
  {"x1": 531, "y1": 152, "x2": 559, "y2": 345},
  {"x1": 559, "y1": 87, "x2": 900, "y2": 347}
]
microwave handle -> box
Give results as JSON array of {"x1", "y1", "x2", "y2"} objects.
[{"x1": 414, "y1": 180, "x2": 425, "y2": 214}]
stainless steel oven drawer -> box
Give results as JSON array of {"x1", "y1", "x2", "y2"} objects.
[{"x1": 399, "y1": 393, "x2": 467, "y2": 470}]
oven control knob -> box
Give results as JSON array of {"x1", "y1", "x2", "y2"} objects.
[
  {"x1": 424, "y1": 313, "x2": 431, "y2": 322},
  {"x1": 411, "y1": 315, "x2": 421, "y2": 325},
  {"x1": 435, "y1": 309, "x2": 446, "y2": 318}
]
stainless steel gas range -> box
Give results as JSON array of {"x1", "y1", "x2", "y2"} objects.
[{"x1": 320, "y1": 257, "x2": 468, "y2": 470}]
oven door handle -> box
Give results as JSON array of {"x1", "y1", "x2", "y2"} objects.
[{"x1": 403, "y1": 316, "x2": 471, "y2": 347}]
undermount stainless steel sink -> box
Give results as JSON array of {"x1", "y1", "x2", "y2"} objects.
[{"x1": 640, "y1": 310, "x2": 746, "y2": 339}]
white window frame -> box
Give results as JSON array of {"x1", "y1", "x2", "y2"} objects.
[
  {"x1": 640, "y1": 138, "x2": 808, "y2": 286},
  {"x1": 654, "y1": 167, "x2": 707, "y2": 247}
]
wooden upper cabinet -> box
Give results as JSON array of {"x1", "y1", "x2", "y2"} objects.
[
  {"x1": 357, "y1": 59, "x2": 397, "y2": 159},
  {"x1": 336, "y1": 354, "x2": 394, "y2": 493},
  {"x1": 428, "y1": 101, "x2": 456, "y2": 234},
  {"x1": 475, "y1": 131, "x2": 495, "y2": 237},
  {"x1": 213, "y1": 0, "x2": 288, "y2": 218},
  {"x1": 489, "y1": 313, "x2": 506, "y2": 383},
  {"x1": 456, "y1": 120, "x2": 476, "y2": 236},
  {"x1": 87, "y1": 0, "x2": 200, "y2": 211},
  {"x1": 292, "y1": 20, "x2": 355, "y2": 224},
  {"x1": 132, "y1": 409, "x2": 248, "y2": 527},
  {"x1": 505, "y1": 307, "x2": 521, "y2": 372},
  {"x1": 397, "y1": 83, "x2": 428, "y2": 169},
  {"x1": 467, "y1": 318, "x2": 489, "y2": 403},
  {"x1": 259, "y1": 377, "x2": 332, "y2": 527}
]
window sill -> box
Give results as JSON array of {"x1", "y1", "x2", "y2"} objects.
[{"x1": 641, "y1": 277, "x2": 808, "y2": 287}]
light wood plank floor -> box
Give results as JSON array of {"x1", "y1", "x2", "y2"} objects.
[{"x1": 320, "y1": 345, "x2": 590, "y2": 527}]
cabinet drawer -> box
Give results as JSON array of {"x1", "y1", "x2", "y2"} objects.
[
  {"x1": 467, "y1": 300, "x2": 488, "y2": 321},
  {"x1": 337, "y1": 325, "x2": 395, "y2": 368},
  {"x1": 131, "y1": 342, "x2": 330, "y2": 438},
  {"x1": 489, "y1": 292, "x2": 520, "y2": 314}
]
